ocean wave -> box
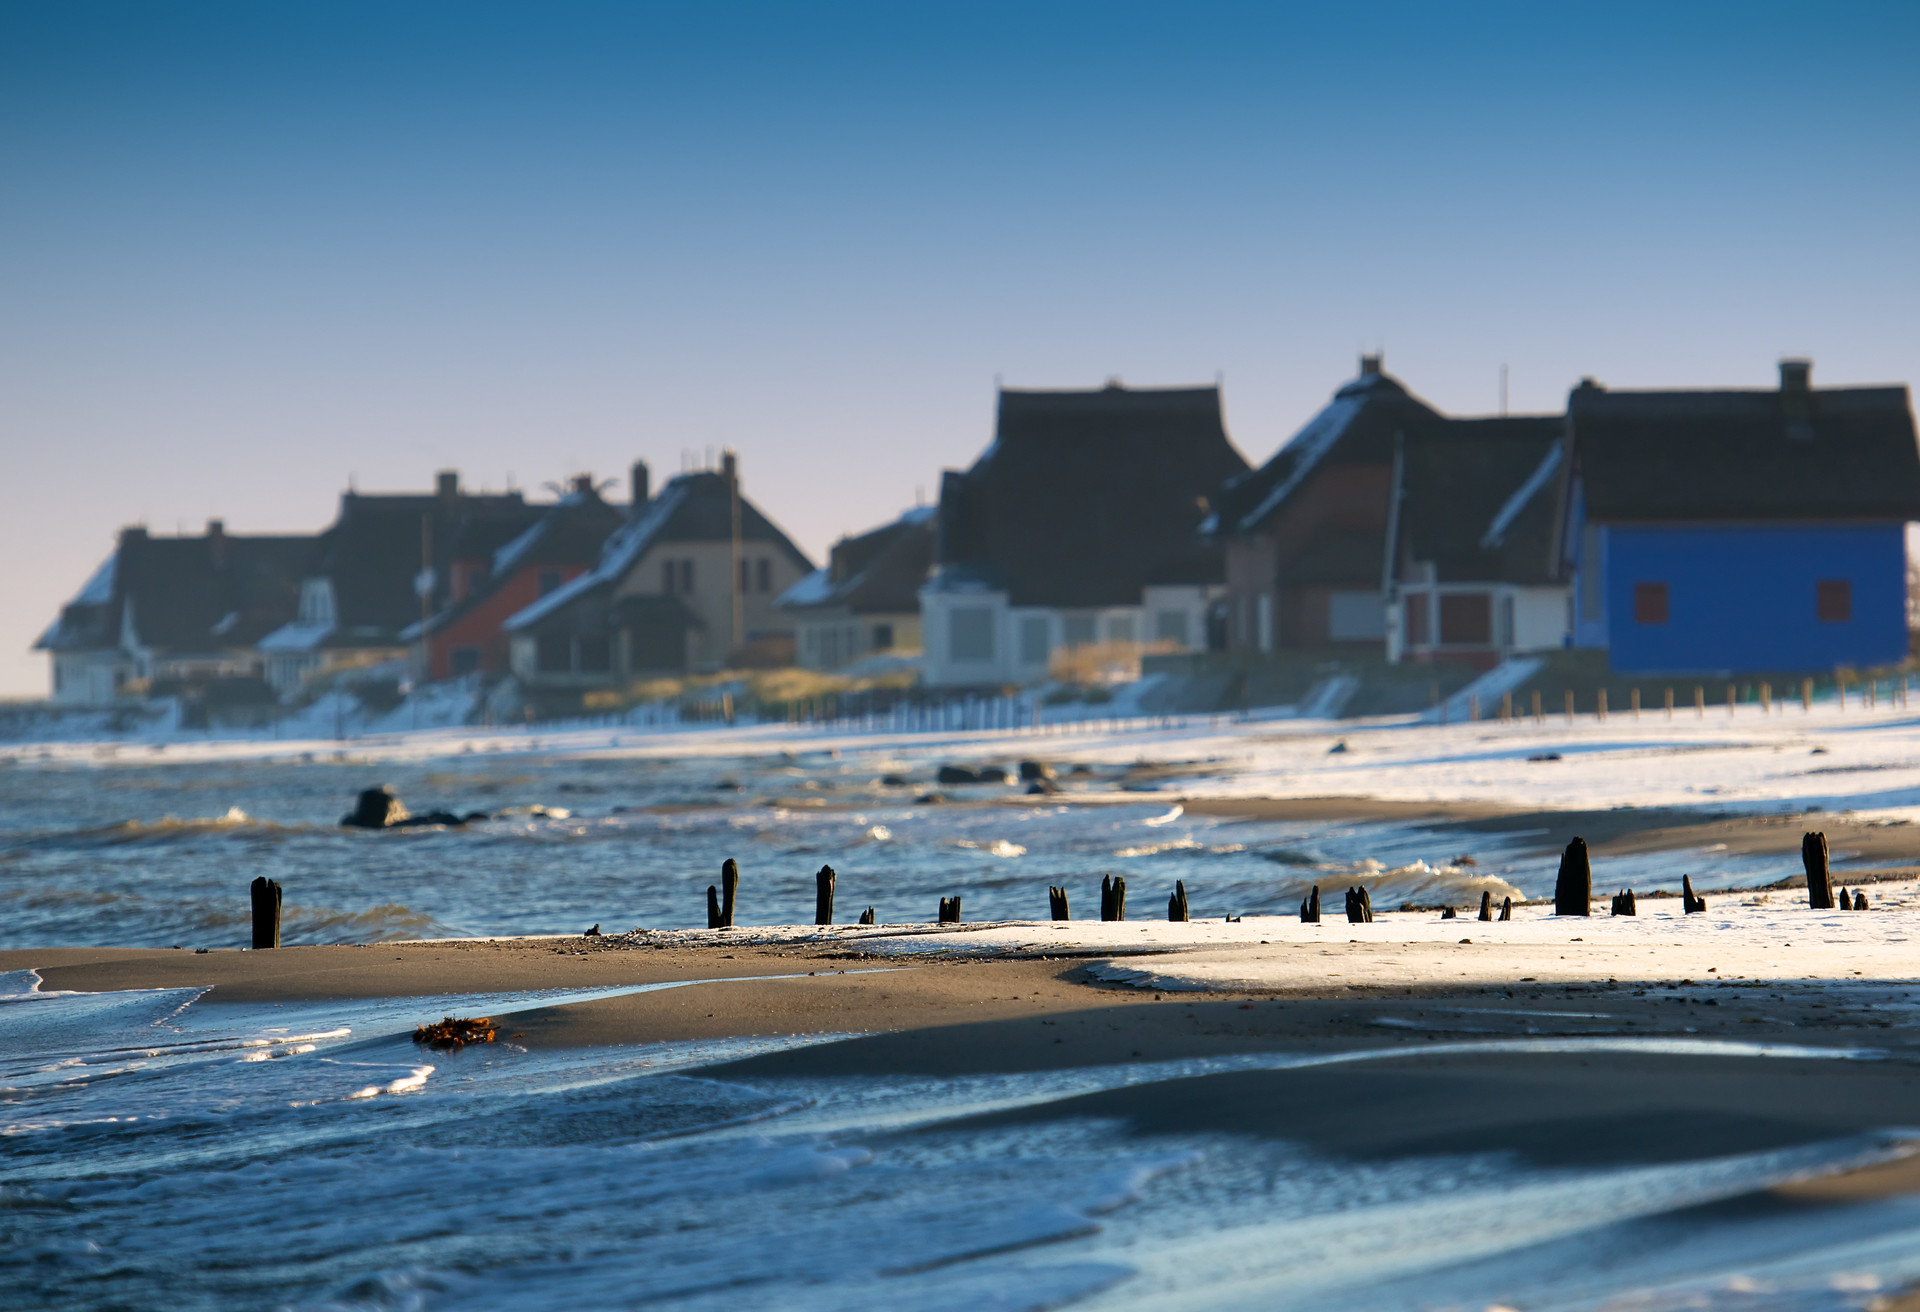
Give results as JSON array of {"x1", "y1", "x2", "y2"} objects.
[
  {"x1": 3, "y1": 807, "x2": 314, "y2": 853},
  {"x1": 1284, "y1": 859, "x2": 1523, "y2": 908},
  {"x1": 949, "y1": 839, "x2": 1027, "y2": 858},
  {"x1": 1112, "y1": 838, "x2": 1205, "y2": 858}
]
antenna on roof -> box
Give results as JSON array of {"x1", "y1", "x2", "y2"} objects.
[{"x1": 1500, "y1": 364, "x2": 1509, "y2": 416}]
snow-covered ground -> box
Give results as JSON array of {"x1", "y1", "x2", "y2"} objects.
[{"x1": 10, "y1": 692, "x2": 1920, "y2": 820}]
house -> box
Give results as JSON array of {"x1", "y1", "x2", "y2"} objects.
[
  {"x1": 406, "y1": 471, "x2": 631, "y2": 681},
  {"x1": 779, "y1": 506, "x2": 934, "y2": 670},
  {"x1": 1385, "y1": 416, "x2": 1571, "y2": 667},
  {"x1": 35, "y1": 521, "x2": 311, "y2": 713},
  {"x1": 919, "y1": 381, "x2": 1248, "y2": 688},
  {"x1": 258, "y1": 471, "x2": 541, "y2": 695},
  {"x1": 1208, "y1": 355, "x2": 1441, "y2": 655},
  {"x1": 502, "y1": 452, "x2": 814, "y2": 698},
  {"x1": 1565, "y1": 359, "x2": 1920, "y2": 674}
]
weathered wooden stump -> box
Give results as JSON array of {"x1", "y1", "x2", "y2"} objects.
[
  {"x1": 1498, "y1": 896, "x2": 1513, "y2": 921},
  {"x1": 249, "y1": 876, "x2": 281, "y2": 949},
  {"x1": 1049, "y1": 885, "x2": 1070, "y2": 921},
  {"x1": 858, "y1": 906, "x2": 877, "y2": 925},
  {"x1": 1477, "y1": 891, "x2": 1492, "y2": 922},
  {"x1": 1168, "y1": 880, "x2": 1190, "y2": 922},
  {"x1": 1682, "y1": 874, "x2": 1706, "y2": 914},
  {"x1": 1441, "y1": 906, "x2": 1457, "y2": 919},
  {"x1": 1345, "y1": 885, "x2": 1373, "y2": 924},
  {"x1": 720, "y1": 858, "x2": 740, "y2": 927},
  {"x1": 1610, "y1": 888, "x2": 1636, "y2": 916},
  {"x1": 1803, "y1": 832, "x2": 1834, "y2": 909},
  {"x1": 938, "y1": 895, "x2": 962, "y2": 924},
  {"x1": 706, "y1": 885, "x2": 723, "y2": 929},
  {"x1": 1840, "y1": 886, "x2": 1853, "y2": 911},
  {"x1": 814, "y1": 864, "x2": 836, "y2": 925},
  {"x1": 1854, "y1": 890, "x2": 1870, "y2": 911},
  {"x1": 1100, "y1": 875, "x2": 1127, "y2": 922},
  {"x1": 1300, "y1": 885, "x2": 1321, "y2": 923},
  {"x1": 1554, "y1": 837, "x2": 1592, "y2": 916}
]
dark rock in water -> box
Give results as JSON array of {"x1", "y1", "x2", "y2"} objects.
[
  {"x1": 936, "y1": 765, "x2": 979, "y2": 784},
  {"x1": 1528, "y1": 752, "x2": 1562, "y2": 763},
  {"x1": 1019, "y1": 760, "x2": 1055, "y2": 781},
  {"x1": 880, "y1": 774, "x2": 910, "y2": 787},
  {"x1": 714, "y1": 779, "x2": 742, "y2": 791},
  {"x1": 394, "y1": 810, "x2": 469, "y2": 828},
  {"x1": 1026, "y1": 779, "x2": 1061, "y2": 795},
  {"x1": 342, "y1": 787, "x2": 407, "y2": 829},
  {"x1": 915, "y1": 792, "x2": 947, "y2": 805},
  {"x1": 974, "y1": 765, "x2": 1011, "y2": 784},
  {"x1": 1328, "y1": 740, "x2": 1348, "y2": 754},
  {"x1": 462, "y1": 811, "x2": 491, "y2": 823},
  {"x1": 1069, "y1": 764, "x2": 1095, "y2": 775}
]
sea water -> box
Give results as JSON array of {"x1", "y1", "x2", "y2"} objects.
[
  {"x1": 6, "y1": 968, "x2": 1920, "y2": 1311},
  {"x1": 0, "y1": 749, "x2": 1809, "y2": 948}
]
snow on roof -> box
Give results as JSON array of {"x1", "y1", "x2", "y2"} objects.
[
  {"x1": 1479, "y1": 442, "x2": 1562, "y2": 551},
  {"x1": 1236, "y1": 392, "x2": 1367, "y2": 533},
  {"x1": 777, "y1": 568, "x2": 834, "y2": 608},
  {"x1": 257, "y1": 619, "x2": 334, "y2": 653},
  {"x1": 503, "y1": 479, "x2": 692, "y2": 633}
]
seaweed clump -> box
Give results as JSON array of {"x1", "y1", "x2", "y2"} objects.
[{"x1": 413, "y1": 1016, "x2": 497, "y2": 1050}]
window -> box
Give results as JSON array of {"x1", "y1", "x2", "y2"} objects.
[
  {"x1": 662, "y1": 560, "x2": 677, "y2": 594},
  {"x1": 536, "y1": 634, "x2": 572, "y2": 672},
  {"x1": 1019, "y1": 616, "x2": 1050, "y2": 665},
  {"x1": 450, "y1": 647, "x2": 481, "y2": 676},
  {"x1": 1063, "y1": 614, "x2": 1097, "y2": 648},
  {"x1": 537, "y1": 569, "x2": 563, "y2": 596},
  {"x1": 1817, "y1": 579, "x2": 1852, "y2": 623},
  {"x1": 740, "y1": 559, "x2": 751, "y2": 593},
  {"x1": 757, "y1": 558, "x2": 772, "y2": 593},
  {"x1": 1438, "y1": 593, "x2": 1492, "y2": 645},
  {"x1": 1107, "y1": 615, "x2": 1136, "y2": 643},
  {"x1": 949, "y1": 606, "x2": 995, "y2": 661},
  {"x1": 577, "y1": 635, "x2": 612, "y2": 672},
  {"x1": 871, "y1": 622, "x2": 894, "y2": 651},
  {"x1": 1633, "y1": 582, "x2": 1669, "y2": 625},
  {"x1": 680, "y1": 560, "x2": 694, "y2": 594},
  {"x1": 1328, "y1": 591, "x2": 1386, "y2": 641},
  {"x1": 1154, "y1": 609, "x2": 1189, "y2": 646},
  {"x1": 1405, "y1": 593, "x2": 1430, "y2": 646}
]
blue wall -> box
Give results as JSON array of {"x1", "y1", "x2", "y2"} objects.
[{"x1": 1605, "y1": 522, "x2": 1909, "y2": 674}]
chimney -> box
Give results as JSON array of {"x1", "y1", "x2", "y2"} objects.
[
  {"x1": 630, "y1": 459, "x2": 650, "y2": 509},
  {"x1": 206, "y1": 518, "x2": 228, "y2": 567},
  {"x1": 436, "y1": 469, "x2": 459, "y2": 501},
  {"x1": 1359, "y1": 353, "x2": 1382, "y2": 377},
  {"x1": 1779, "y1": 358, "x2": 1812, "y2": 393},
  {"x1": 721, "y1": 448, "x2": 738, "y2": 491},
  {"x1": 1780, "y1": 358, "x2": 1814, "y2": 439},
  {"x1": 571, "y1": 474, "x2": 593, "y2": 496},
  {"x1": 206, "y1": 518, "x2": 225, "y2": 538}
]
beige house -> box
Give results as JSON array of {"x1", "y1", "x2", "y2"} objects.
[
  {"x1": 779, "y1": 506, "x2": 933, "y2": 670},
  {"x1": 503, "y1": 454, "x2": 814, "y2": 696}
]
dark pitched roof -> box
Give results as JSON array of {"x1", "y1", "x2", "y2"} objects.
[
  {"x1": 505, "y1": 469, "x2": 814, "y2": 632},
  {"x1": 1212, "y1": 364, "x2": 1442, "y2": 537},
  {"x1": 411, "y1": 486, "x2": 627, "y2": 638},
  {"x1": 37, "y1": 527, "x2": 313, "y2": 656},
  {"x1": 314, "y1": 490, "x2": 540, "y2": 642},
  {"x1": 779, "y1": 506, "x2": 935, "y2": 616},
  {"x1": 1392, "y1": 417, "x2": 1567, "y2": 585},
  {"x1": 933, "y1": 383, "x2": 1249, "y2": 607},
  {"x1": 1571, "y1": 373, "x2": 1920, "y2": 522}
]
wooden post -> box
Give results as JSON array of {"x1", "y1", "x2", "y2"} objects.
[
  {"x1": 1760, "y1": 681, "x2": 1771, "y2": 715},
  {"x1": 1168, "y1": 880, "x2": 1190, "y2": 922},
  {"x1": 1869, "y1": 680, "x2": 1877, "y2": 710},
  {"x1": 1469, "y1": 693, "x2": 1479, "y2": 722},
  {"x1": 1345, "y1": 885, "x2": 1373, "y2": 924},
  {"x1": 1501, "y1": 691, "x2": 1512, "y2": 722},
  {"x1": 1836, "y1": 673, "x2": 1846, "y2": 712},
  {"x1": 1726, "y1": 684, "x2": 1737, "y2": 717},
  {"x1": 1682, "y1": 874, "x2": 1706, "y2": 914},
  {"x1": 1854, "y1": 890, "x2": 1870, "y2": 911},
  {"x1": 814, "y1": 864, "x2": 835, "y2": 925},
  {"x1": 1664, "y1": 686, "x2": 1674, "y2": 719},
  {"x1": 1532, "y1": 689, "x2": 1542, "y2": 723},
  {"x1": 1300, "y1": 884, "x2": 1321, "y2": 923},
  {"x1": 719, "y1": 858, "x2": 739, "y2": 928},
  {"x1": 1630, "y1": 688, "x2": 1640, "y2": 719},
  {"x1": 937, "y1": 895, "x2": 961, "y2": 923},
  {"x1": 1498, "y1": 896, "x2": 1513, "y2": 921},
  {"x1": 1803, "y1": 677, "x2": 1814, "y2": 712},
  {"x1": 249, "y1": 876, "x2": 281, "y2": 949},
  {"x1": 1477, "y1": 890, "x2": 1492, "y2": 922},
  {"x1": 1694, "y1": 685, "x2": 1705, "y2": 717},
  {"x1": 857, "y1": 906, "x2": 876, "y2": 924},
  {"x1": 1554, "y1": 837, "x2": 1592, "y2": 916},
  {"x1": 1100, "y1": 875, "x2": 1126, "y2": 922},
  {"x1": 1803, "y1": 831, "x2": 1835, "y2": 909},
  {"x1": 1049, "y1": 885, "x2": 1070, "y2": 921},
  {"x1": 707, "y1": 885, "x2": 722, "y2": 928},
  {"x1": 1564, "y1": 690, "x2": 1575, "y2": 724},
  {"x1": 1597, "y1": 689, "x2": 1607, "y2": 721}
]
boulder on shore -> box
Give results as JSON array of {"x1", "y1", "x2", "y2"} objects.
[{"x1": 340, "y1": 786, "x2": 476, "y2": 830}]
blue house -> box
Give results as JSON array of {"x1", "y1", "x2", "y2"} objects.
[{"x1": 1565, "y1": 360, "x2": 1920, "y2": 675}]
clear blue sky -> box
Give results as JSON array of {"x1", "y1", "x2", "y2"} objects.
[{"x1": 3, "y1": 1, "x2": 1917, "y2": 695}]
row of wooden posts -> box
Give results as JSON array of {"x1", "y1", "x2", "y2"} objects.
[
  {"x1": 242, "y1": 831, "x2": 1877, "y2": 948},
  {"x1": 1441, "y1": 676, "x2": 1912, "y2": 726}
]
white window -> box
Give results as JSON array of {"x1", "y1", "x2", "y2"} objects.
[
  {"x1": 1107, "y1": 614, "x2": 1135, "y2": 643},
  {"x1": 1019, "y1": 616, "x2": 1050, "y2": 665},
  {"x1": 1063, "y1": 614, "x2": 1097, "y2": 647},
  {"x1": 1328, "y1": 591, "x2": 1386, "y2": 641},
  {"x1": 297, "y1": 578, "x2": 336, "y2": 625},
  {"x1": 1154, "y1": 609, "x2": 1189, "y2": 646},
  {"x1": 949, "y1": 607, "x2": 995, "y2": 661}
]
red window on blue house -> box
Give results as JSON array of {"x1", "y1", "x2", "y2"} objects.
[
  {"x1": 1633, "y1": 582, "x2": 1668, "y2": 624},
  {"x1": 1817, "y1": 579, "x2": 1852, "y2": 622}
]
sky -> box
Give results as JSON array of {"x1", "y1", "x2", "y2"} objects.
[{"x1": 3, "y1": 0, "x2": 1918, "y2": 697}]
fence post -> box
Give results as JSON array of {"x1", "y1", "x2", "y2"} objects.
[
  {"x1": 814, "y1": 864, "x2": 835, "y2": 926},
  {"x1": 1564, "y1": 690, "x2": 1575, "y2": 724},
  {"x1": 1694, "y1": 685, "x2": 1705, "y2": 717},
  {"x1": 249, "y1": 876, "x2": 281, "y2": 949}
]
